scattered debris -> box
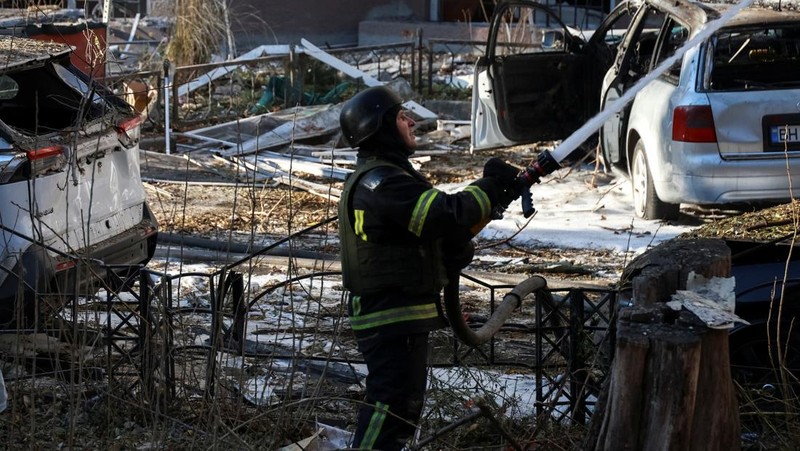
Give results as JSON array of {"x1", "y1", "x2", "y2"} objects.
[
  {"x1": 177, "y1": 45, "x2": 293, "y2": 98},
  {"x1": 300, "y1": 38, "x2": 438, "y2": 121},
  {"x1": 251, "y1": 75, "x2": 350, "y2": 114},
  {"x1": 180, "y1": 104, "x2": 342, "y2": 156}
]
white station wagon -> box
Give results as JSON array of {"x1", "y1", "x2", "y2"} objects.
[
  {"x1": 472, "y1": 0, "x2": 800, "y2": 219},
  {"x1": 0, "y1": 37, "x2": 157, "y2": 326}
]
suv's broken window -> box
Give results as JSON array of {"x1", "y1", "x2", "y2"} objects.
[
  {"x1": 708, "y1": 25, "x2": 800, "y2": 91},
  {"x1": 0, "y1": 61, "x2": 113, "y2": 134}
]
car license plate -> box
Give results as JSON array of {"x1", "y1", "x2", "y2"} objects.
[{"x1": 770, "y1": 124, "x2": 800, "y2": 145}]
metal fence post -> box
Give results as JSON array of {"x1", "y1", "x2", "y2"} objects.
[
  {"x1": 569, "y1": 289, "x2": 587, "y2": 424},
  {"x1": 288, "y1": 45, "x2": 300, "y2": 108},
  {"x1": 427, "y1": 41, "x2": 434, "y2": 95},
  {"x1": 228, "y1": 272, "x2": 246, "y2": 356},
  {"x1": 170, "y1": 63, "x2": 179, "y2": 133},
  {"x1": 205, "y1": 274, "x2": 219, "y2": 399},
  {"x1": 163, "y1": 60, "x2": 171, "y2": 155},
  {"x1": 416, "y1": 28, "x2": 424, "y2": 92}
]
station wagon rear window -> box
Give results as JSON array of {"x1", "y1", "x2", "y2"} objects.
[{"x1": 707, "y1": 25, "x2": 800, "y2": 91}]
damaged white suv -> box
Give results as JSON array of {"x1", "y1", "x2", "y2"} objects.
[{"x1": 0, "y1": 37, "x2": 157, "y2": 326}]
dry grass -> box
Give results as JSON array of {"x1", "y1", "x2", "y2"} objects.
[{"x1": 166, "y1": 0, "x2": 227, "y2": 70}]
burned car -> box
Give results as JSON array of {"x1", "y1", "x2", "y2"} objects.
[
  {"x1": 472, "y1": 0, "x2": 800, "y2": 219},
  {"x1": 0, "y1": 37, "x2": 157, "y2": 326}
]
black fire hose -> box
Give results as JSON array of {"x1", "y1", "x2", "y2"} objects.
[
  {"x1": 441, "y1": 151, "x2": 557, "y2": 345},
  {"x1": 443, "y1": 270, "x2": 547, "y2": 347}
]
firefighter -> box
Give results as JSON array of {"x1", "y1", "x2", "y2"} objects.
[{"x1": 338, "y1": 86, "x2": 522, "y2": 450}]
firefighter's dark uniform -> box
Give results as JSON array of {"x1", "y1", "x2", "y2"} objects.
[
  {"x1": 339, "y1": 147, "x2": 498, "y2": 450},
  {"x1": 338, "y1": 84, "x2": 519, "y2": 450}
]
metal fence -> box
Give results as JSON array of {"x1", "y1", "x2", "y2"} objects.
[{"x1": 46, "y1": 258, "x2": 619, "y2": 432}]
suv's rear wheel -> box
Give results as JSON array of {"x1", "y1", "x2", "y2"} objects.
[{"x1": 631, "y1": 140, "x2": 679, "y2": 220}]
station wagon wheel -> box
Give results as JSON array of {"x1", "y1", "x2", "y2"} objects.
[{"x1": 631, "y1": 140, "x2": 679, "y2": 220}]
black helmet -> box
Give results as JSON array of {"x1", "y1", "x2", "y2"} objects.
[{"x1": 339, "y1": 86, "x2": 403, "y2": 148}]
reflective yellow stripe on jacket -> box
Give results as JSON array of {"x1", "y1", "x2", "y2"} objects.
[
  {"x1": 408, "y1": 189, "x2": 440, "y2": 237},
  {"x1": 463, "y1": 185, "x2": 491, "y2": 218},
  {"x1": 349, "y1": 300, "x2": 439, "y2": 330},
  {"x1": 354, "y1": 209, "x2": 367, "y2": 241}
]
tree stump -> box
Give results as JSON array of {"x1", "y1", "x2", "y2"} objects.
[{"x1": 587, "y1": 238, "x2": 740, "y2": 451}]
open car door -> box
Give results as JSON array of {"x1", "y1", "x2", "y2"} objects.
[
  {"x1": 471, "y1": 1, "x2": 591, "y2": 151},
  {"x1": 471, "y1": 0, "x2": 640, "y2": 152}
]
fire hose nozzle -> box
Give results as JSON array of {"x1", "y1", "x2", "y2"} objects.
[
  {"x1": 521, "y1": 150, "x2": 561, "y2": 185},
  {"x1": 518, "y1": 150, "x2": 561, "y2": 217}
]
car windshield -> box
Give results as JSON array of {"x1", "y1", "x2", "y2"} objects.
[{"x1": 707, "y1": 24, "x2": 800, "y2": 91}]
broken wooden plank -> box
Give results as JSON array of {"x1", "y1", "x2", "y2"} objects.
[
  {"x1": 241, "y1": 152, "x2": 351, "y2": 180},
  {"x1": 276, "y1": 175, "x2": 341, "y2": 202},
  {"x1": 314, "y1": 156, "x2": 358, "y2": 167},
  {"x1": 179, "y1": 110, "x2": 292, "y2": 151},
  {"x1": 209, "y1": 154, "x2": 268, "y2": 183},
  {"x1": 300, "y1": 38, "x2": 437, "y2": 120},
  {"x1": 281, "y1": 144, "x2": 354, "y2": 158},
  {"x1": 228, "y1": 156, "x2": 340, "y2": 201},
  {"x1": 123, "y1": 13, "x2": 141, "y2": 54},
  {"x1": 140, "y1": 148, "x2": 242, "y2": 182},
  {"x1": 310, "y1": 149, "x2": 358, "y2": 158},
  {"x1": 309, "y1": 148, "x2": 452, "y2": 158},
  {"x1": 173, "y1": 132, "x2": 238, "y2": 149},
  {"x1": 230, "y1": 156, "x2": 276, "y2": 183}
]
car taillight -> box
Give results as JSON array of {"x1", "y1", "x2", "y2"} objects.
[
  {"x1": 672, "y1": 105, "x2": 717, "y2": 143},
  {"x1": 27, "y1": 145, "x2": 65, "y2": 176},
  {"x1": 55, "y1": 260, "x2": 76, "y2": 272},
  {"x1": 117, "y1": 115, "x2": 142, "y2": 134},
  {"x1": 116, "y1": 115, "x2": 142, "y2": 148}
]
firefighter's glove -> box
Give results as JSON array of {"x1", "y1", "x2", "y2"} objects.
[
  {"x1": 483, "y1": 157, "x2": 523, "y2": 207},
  {"x1": 442, "y1": 238, "x2": 475, "y2": 272}
]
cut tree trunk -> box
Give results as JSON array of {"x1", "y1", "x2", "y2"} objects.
[{"x1": 587, "y1": 238, "x2": 740, "y2": 451}]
